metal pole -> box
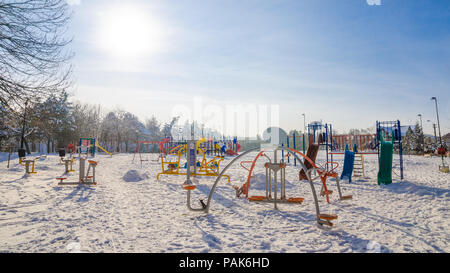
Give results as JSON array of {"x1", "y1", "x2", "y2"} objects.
[
  {"x1": 427, "y1": 120, "x2": 438, "y2": 147},
  {"x1": 397, "y1": 120, "x2": 404, "y2": 180},
  {"x1": 431, "y1": 97, "x2": 446, "y2": 168},
  {"x1": 302, "y1": 113, "x2": 306, "y2": 154},
  {"x1": 286, "y1": 136, "x2": 290, "y2": 163},
  {"x1": 293, "y1": 132, "x2": 296, "y2": 166},
  {"x1": 433, "y1": 124, "x2": 438, "y2": 146},
  {"x1": 431, "y1": 98, "x2": 443, "y2": 147}
]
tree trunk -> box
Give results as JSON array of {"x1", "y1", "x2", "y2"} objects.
[
  {"x1": 47, "y1": 138, "x2": 51, "y2": 154},
  {"x1": 24, "y1": 138, "x2": 31, "y2": 154}
]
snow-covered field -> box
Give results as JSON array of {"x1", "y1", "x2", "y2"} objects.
[{"x1": 0, "y1": 151, "x2": 448, "y2": 253}]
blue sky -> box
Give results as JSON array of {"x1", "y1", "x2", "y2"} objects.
[{"x1": 66, "y1": 0, "x2": 450, "y2": 136}]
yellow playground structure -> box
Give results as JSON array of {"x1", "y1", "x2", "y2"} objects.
[{"x1": 156, "y1": 138, "x2": 230, "y2": 182}]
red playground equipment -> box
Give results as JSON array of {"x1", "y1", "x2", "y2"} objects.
[{"x1": 235, "y1": 148, "x2": 352, "y2": 204}]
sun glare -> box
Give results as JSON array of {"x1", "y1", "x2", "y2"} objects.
[{"x1": 98, "y1": 5, "x2": 162, "y2": 58}]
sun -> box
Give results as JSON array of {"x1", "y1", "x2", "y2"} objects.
[{"x1": 98, "y1": 5, "x2": 162, "y2": 58}]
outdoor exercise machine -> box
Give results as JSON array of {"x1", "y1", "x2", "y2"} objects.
[
  {"x1": 292, "y1": 141, "x2": 353, "y2": 204},
  {"x1": 236, "y1": 150, "x2": 306, "y2": 207},
  {"x1": 58, "y1": 149, "x2": 75, "y2": 174},
  {"x1": 183, "y1": 143, "x2": 352, "y2": 227},
  {"x1": 18, "y1": 148, "x2": 40, "y2": 176},
  {"x1": 56, "y1": 157, "x2": 98, "y2": 186},
  {"x1": 157, "y1": 138, "x2": 230, "y2": 183}
]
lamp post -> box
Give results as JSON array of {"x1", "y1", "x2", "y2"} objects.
[
  {"x1": 431, "y1": 97, "x2": 448, "y2": 171},
  {"x1": 427, "y1": 120, "x2": 438, "y2": 147},
  {"x1": 431, "y1": 97, "x2": 443, "y2": 147}
]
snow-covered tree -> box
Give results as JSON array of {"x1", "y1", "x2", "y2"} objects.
[
  {"x1": 0, "y1": 0, "x2": 73, "y2": 117},
  {"x1": 402, "y1": 127, "x2": 414, "y2": 153},
  {"x1": 412, "y1": 122, "x2": 424, "y2": 154},
  {"x1": 145, "y1": 116, "x2": 161, "y2": 140}
]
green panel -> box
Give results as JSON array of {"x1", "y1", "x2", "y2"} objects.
[{"x1": 377, "y1": 134, "x2": 393, "y2": 185}]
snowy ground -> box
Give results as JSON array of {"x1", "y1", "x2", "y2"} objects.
[{"x1": 0, "y1": 151, "x2": 448, "y2": 253}]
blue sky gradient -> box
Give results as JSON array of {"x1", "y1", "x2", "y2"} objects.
[{"x1": 67, "y1": 0, "x2": 450, "y2": 136}]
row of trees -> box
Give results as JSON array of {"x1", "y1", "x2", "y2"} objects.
[
  {"x1": 402, "y1": 122, "x2": 435, "y2": 155},
  {"x1": 0, "y1": 91, "x2": 182, "y2": 154},
  {"x1": 0, "y1": 0, "x2": 73, "y2": 152}
]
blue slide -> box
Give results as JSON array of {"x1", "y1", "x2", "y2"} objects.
[{"x1": 340, "y1": 144, "x2": 356, "y2": 183}]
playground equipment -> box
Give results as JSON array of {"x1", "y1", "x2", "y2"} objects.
[
  {"x1": 79, "y1": 138, "x2": 95, "y2": 156},
  {"x1": 377, "y1": 133, "x2": 393, "y2": 185},
  {"x1": 284, "y1": 133, "x2": 306, "y2": 165},
  {"x1": 183, "y1": 144, "x2": 351, "y2": 227},
  {"x1": 437, "y1": 147, "x2": 449, "y2": 173},
  {"x1": 239, "y1": 154, "x2": 305, "y2": 208},
  {"x1": 157, "y1": 146, "x2": 183, "y2": 179},
  {"x1": 55, "y1": 139, "x2": 100, "y2": 185},
  {"x1": 201, "y1": 137, "x2": 240, "y2": 156},
  {"x1": 353, "y1": 154, "x2": 365, "y2": 178},
  {"x1": 237, "y1": 146, "x2": 351, "y2": 205},
  {"x1": 56, "y1": 156, "x2": 98, "y2": 186},
  {"x1": 157, "y1": 138, "x2": 230, "y2": 183},
  {"x1": 58, "y1": 149, "x2": 75, "y2": 174},
  {"x1": 298, "y1": 135, "x2": 321, "y2": 181},
  {"x1": 157, "y1": 136, "x2": 240, "y2": 158},
  {"x1": 18, "y1": 148, "x2": 40, "y2": 175},
  {"x1": 287, "y1": 131, "x2": 353, "y2": 203},
  {"x1": 331, "y1": 142, "x2": 370, "y2": 183},
  {"x1": 96, "y1": 142, "x2": 112, "y2": 156},
  {"x1": 332, "y1": 134, "x2": 377, "y2": 154},
  {"x1": 375, "y1": 120, "x2": 404, "y2": 183},
  {"x1": 330, "y1": 131, "x2": 381, "y2": 183},
  {"x1": 340, "y1": 145, "x2": 356, "y2": 183},
  {"x1": 132, "y1": 140, "x2": 168, "y2": 164},
  {"x1": 79, "y1": 138, "x2": 112, "y2": 157}
]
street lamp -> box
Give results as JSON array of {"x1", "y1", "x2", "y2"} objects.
[
  {"x1": 302, "y1": 113, "x2": 306, "y2": 133},
  {"x1": 426, "y1": 120, "x2": 438, "y2": 146},
  {"x1": 430, "y1": 97, "x2": 443, "y2": 147},
  {"x1": 431, "y1": 96, "x2": 448, "y2": 172},
  {"x1": 417, "y1": 114, "x2": 423, "y2": 130}
]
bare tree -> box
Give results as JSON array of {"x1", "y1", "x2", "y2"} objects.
[{"x1": 0, "y1": 0, "x2": 73, "y2": 114}]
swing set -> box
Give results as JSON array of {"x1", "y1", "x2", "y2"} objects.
[{"x1": 132, "y1": 139, "x2": 168, "y2": 164}]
